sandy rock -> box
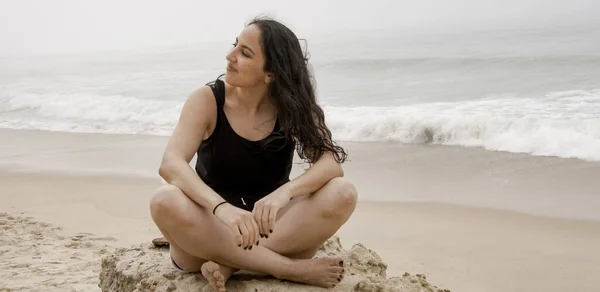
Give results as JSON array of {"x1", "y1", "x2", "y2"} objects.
[{"x1": 98, "y1": 236, "x2": 449, "y2": 292}]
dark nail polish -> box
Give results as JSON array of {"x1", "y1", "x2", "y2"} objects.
[
  {"x1": 269, "y1": 229, "x2": 273, "y2": 233},
  {"x1": 339, "y1": 260, "x2": 344, "y2": 266},
  {"x1": 238, "y1": 244, "x2": 241, "y2": 247},
  {"x1": 256, "y1": 241, "x2": 259, "y2": 245},
  {"x1": 338, "y1": 277, "x2": 341, "y2": 282},
  {"x1": 249, "y1": 245, "x2": 252, "y2": 250},
  {"x1": 260, "y1": 234, "x2": 264, "y2": 238}
]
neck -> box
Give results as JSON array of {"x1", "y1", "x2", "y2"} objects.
[{"x1": 233, "y1": 83, "x2": 270, "y2": 114}]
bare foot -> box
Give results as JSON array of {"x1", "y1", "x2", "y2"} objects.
[
  {"x1": 282, "y1": 257, "x2": 345, "y2": 288},
  {"x1": 201, "y1": 261, "x2": 237, "y2": 292}
]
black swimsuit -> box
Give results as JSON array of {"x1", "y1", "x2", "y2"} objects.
[{"x1": 195, "y1": 76, "x2": 295, "y2": 211}]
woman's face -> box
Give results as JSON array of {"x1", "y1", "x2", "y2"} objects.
[{"x1": 225, "y1": 24, "x2": 268, "y2": 87}]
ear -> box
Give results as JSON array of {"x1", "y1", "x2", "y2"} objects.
[{"x1": 265, "y1": 73, "x2": 274, "y2": 83}]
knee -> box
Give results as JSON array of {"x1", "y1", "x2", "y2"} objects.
[
  {"x1": 149, "y1": 184, "x2": 192, "y2": 226},
  {"x1": 322, "y1": 178, "x2": 358, "y2": 217}
]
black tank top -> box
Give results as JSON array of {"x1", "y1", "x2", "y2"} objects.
[{"x1": 195, "y1": 77, "x2": 295, "y2": 200}]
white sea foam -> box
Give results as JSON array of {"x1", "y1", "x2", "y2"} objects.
[
  {"x1": 0, "y1": 89, "x2": 181, "y2": 135},
  {"x1": 326, "y1": 89, "x2": 600, "y2": 161},
  {"x1": 1, "y1": 87, "x2": 599, "y2": 161}
]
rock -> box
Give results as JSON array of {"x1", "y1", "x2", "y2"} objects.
[{"x1": 98, "y1": 236, "x2": 448, "y2": 292}]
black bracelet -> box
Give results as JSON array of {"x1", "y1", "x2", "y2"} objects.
[{"x1": 212, "y1": 201, "x2": 228, "y2": 215}]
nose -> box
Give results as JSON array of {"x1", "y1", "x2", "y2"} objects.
[{"x1": 226, "y1": 49, "x2": 236, "y2": 63}]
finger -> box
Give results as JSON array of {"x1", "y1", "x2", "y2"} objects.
[
  {"x1": 238, "y1": 220, "x2": 250, "y2": 249},
  {"x1": 268, "y1": 205, "x2": 278, "y2": 234},
  {"x1": 261, "y1": 204, "x2": 270, "y2": 237},
  {"x1": 253, "y1": 202, "x2": 264, "y2": 237},
  {"x1": 245, "y1": 219, "x2": 255, "y2": 249},
  {"x1": 249, "y1": 214, "x2": 260, "y2": 246},
  {"x1": 245, "y1": 215, "x2": 256, "y2": 249},
  {"x1": 228, "y1": 222, "x2": 242, "y2": 247}
]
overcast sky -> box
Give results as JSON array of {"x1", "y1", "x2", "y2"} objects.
[{"x1": 1, "y1": 0, "x2": 599, "y2": 55}]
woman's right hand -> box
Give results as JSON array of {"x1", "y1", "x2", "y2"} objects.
[{"x1": 213, "y1": 202, "x2": 260, "y2": 250}]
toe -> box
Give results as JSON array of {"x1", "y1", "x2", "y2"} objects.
[
  {"x1": 201, "y1": 270, "x2": 212, "y2": 282},
  {"x1": 330, "y1": 272, "x2": 342, "y2": 281},
  {"x1": 217, "y1": 278, "x2": 226, "y2": 292},
  {"x1": 329, "y1": 265, "x2": 344, "y2": 274},
  {"x1": 201, "y1": 263, "x2": 220, "y2": 287},
  {"x1": 209, "y1": 262, "x2": 220, "y2": 272},
  {"x1": 329, "y1": 257, "x2": 344, "y2": 268}
]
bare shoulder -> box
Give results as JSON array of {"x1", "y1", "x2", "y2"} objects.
[
  {"x1": 184, "y1": 85, "x2": 218, "y2": 119},
  {"x1": 176, "y1": 85, "x2": 219, "y2": 134},
  {"x1": 163, "y1": 85, "x2": 218, "y2": 162}
]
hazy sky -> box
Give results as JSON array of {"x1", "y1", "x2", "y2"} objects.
[{"x1": 1, "y1": 0, "x2": 599, "y2": 55}]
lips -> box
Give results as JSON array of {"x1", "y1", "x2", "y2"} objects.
[{"x1": 227, "y1": 64, "x2": 237, "y2": 72}]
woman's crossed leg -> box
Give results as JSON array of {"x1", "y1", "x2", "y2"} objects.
[{"x1": 150, "y1": 177, "x2": 357, "y2": 291}]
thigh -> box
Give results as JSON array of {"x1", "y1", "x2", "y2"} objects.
[
  {"x1": 151, "y1": 185, "x2": 216, "y2": 272},
  {"x1": 256, "y1": 194, "x2": 316, "y2": 254},
  {"x1": 260, "y1": 178, "x2": 356, "y2": 258}
]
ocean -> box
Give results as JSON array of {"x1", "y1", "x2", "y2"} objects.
[{"x1": 1, "y1": 24, "x2": 599, "y2": 161}]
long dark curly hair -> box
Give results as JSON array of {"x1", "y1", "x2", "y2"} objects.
[{"x1": 248, "y1": 16, "x2": 347, "y2": 164}]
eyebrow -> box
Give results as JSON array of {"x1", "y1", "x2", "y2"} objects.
[{"x1": 235, "y1": 37, "x2": 255, "y2": 55}]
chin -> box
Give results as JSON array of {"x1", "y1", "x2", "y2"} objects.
[{"x1": 224, "y1": 72, "x2": 242, "y2": 86}]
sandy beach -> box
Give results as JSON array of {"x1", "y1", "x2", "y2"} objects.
[{"x1": 1, "y1": 128, "x2": 600, "y2": 292}]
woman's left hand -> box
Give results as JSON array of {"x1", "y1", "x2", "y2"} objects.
[{"x1": 252, "y1": 186, "x2": 292, "y2": 237}]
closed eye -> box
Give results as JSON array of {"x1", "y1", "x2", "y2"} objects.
[{"x1": 232, "y1": 38, "x2": 253, "y2": 58}]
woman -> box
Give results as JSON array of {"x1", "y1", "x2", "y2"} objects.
[{"x1": 150, "y1": 16, "x2": 358, "y2": 291}]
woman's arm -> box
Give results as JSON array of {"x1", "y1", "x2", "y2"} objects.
[
  {"x1": 285, "y1": 151, "x2": 344, "y2": 197},
  {"x1": 160, "y1": 85, "x2": 262, "y2": 249},
  {"x1": 158, "y1": 86, "x2": 224, "y2": 211}
]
